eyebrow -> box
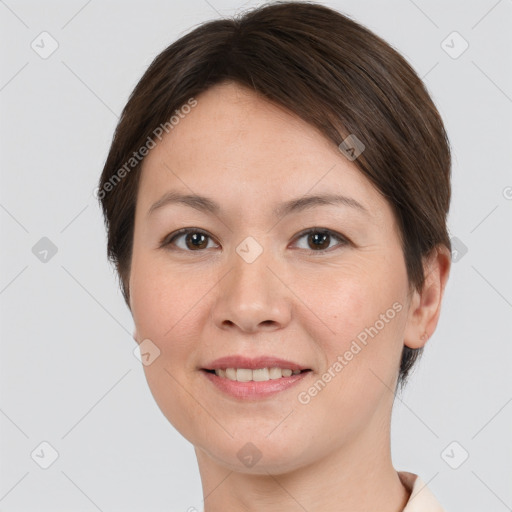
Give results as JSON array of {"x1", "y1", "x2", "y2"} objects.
[{"x1": 147, "y1": 191, "x2": 369, "y2": 218}]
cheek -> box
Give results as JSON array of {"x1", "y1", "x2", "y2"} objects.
[
  {"x1": 130, "y1": 248, "x2": 199, "y2": 339},
  {"x1": 129, "y1": 254, "x2": 208, "y2": 438},
  {"x1": 129, "y1": 250, "x2": 196, "y2": 394},
  {"x1": 292, "y1": 257, "x2": 407, "y2": 398},
  {"x1": 294, "y1": 255, "x2": 406, "y2": 339}
]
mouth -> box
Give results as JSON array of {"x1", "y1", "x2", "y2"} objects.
[
  {"x1": 202, "y1": 367, "x2": 311, "y2": 382},
  {"x1": 200, "y1": 356, "x2": 313, "y2": 399},
  {"x1": 201, "y1": 368, "x2": 312, "y2": 399}
]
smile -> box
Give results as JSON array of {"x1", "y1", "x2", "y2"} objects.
[
  {"x1": 208, "y1": 367, "x2": 304, "y2": 381},
  {"x1": 201, "y1": 368, "x2": 312, "y2": 399}
]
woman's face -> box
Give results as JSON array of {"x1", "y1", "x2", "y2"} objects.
[{"x1": 129, "y1": 81, "x2": 415, "y2": 473}]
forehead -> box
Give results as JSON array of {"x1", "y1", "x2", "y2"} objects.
[
  {"x1": 137, "y1": 81, "x2": 388, "y2": 223},
  {"x1": 161, "y1": 81, "x2": 335, "y2": 163}
]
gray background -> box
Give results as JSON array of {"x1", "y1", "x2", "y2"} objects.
[{"x1": 1, "y1": 0, "x2": 511, "y2": 510}]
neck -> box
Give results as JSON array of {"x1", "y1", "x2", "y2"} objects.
[{"x1": 195, "y1": 412, "x2": 410, "y2": 512}]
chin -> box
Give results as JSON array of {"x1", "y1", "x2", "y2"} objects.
[{"x1": 194, "y1": 426, "x2": 318, "y2": 475}]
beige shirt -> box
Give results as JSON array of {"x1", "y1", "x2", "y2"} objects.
[{"x1": 399, "y1": 471, "x2": 446, "y2": 511}]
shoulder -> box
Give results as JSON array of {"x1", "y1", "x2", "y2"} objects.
[{"x1": 399, "y1": 471, "x2": 446, "y2": 512}]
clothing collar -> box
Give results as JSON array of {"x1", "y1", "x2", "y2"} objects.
[{"x1": 399, "y1": 471, "x2": 446, "y2": 511}]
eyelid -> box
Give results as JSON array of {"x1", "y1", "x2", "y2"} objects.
[{"x1": 161, "y1": 227, "x2": 350, "y2": 252}]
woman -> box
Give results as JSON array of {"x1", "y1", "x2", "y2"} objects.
[{"x1": 97, "y1": 2, "x2": 451, "y2": 510}]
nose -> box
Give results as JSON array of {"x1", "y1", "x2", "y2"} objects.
[{"x1": 210, "y1": 244, "x2": 292, "y2": 334}]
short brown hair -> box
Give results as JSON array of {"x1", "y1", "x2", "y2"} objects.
[{"x1": 98, "y1": 1, "x2": 451, "y2": 389}]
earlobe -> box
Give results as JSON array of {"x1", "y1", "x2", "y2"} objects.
[{"x1": 404, "y1": 245, "x2": 451, "y2": 349}]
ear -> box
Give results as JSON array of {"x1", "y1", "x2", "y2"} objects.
[{"x1": 404, "y1": 245, "x2": 451, "y2": 349}]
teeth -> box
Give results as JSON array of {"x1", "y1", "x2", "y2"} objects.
[
  {"x1": 236, "y1": 368, "x2": 252, "y2": 382},
  {"x1": 269, "y1": 367, "x2": 282, "y2": 379},
  {"x1": 213, "y1": 367, "x2": 303, "y2": 382},
  {"x1": 253, "y1": 368, "x2": 269, "y2": 381}
]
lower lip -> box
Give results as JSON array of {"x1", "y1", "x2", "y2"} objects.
[{"x1": 202, "y1": 370, "x2": 311, "y2": 399}]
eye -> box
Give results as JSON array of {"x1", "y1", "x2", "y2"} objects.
[
  {"x1": 161, "y1": 228, "x2": 218, "y2": 251},
  {"x1": 160, "y1": 227, "x2": 349, "y2": 253},
  {"x1": 291, "y1": 228, "x2": 349, "y2": 253}
]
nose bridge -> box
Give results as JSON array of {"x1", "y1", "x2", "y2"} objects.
[
  {"x1": 211, "y1": 235, "x2": 291, "y2": 332},
  {"x1": 233, "y1": 239, "x2": 273, "y2": 301}
]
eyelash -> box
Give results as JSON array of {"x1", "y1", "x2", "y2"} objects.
[{"x1": 160, "y1": 227, "x2": 350, "y2": 254}]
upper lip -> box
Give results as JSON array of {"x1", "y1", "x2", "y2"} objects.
[{"x1": 202, "y1": 355, "x2": 310, "y2": 371}]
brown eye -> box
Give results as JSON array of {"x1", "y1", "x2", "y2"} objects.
[
  {"x1": 164, "y1": 229, "x2": 217, "y2": 251},
  {"x1": 307, "y1": 231, "x2": 330, "y2": 250},
  {"x1": 184, "y1": 232, "x2": 209, "y2": 250},
  {"x1": 293, "y1": 228, "x2": 348, "y2": 253},
  {"x1": 162, "y1": 227, "x2": 348, "y2": 254}
]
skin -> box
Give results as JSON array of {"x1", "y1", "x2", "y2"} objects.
[{"x1": 128, "y1": 81, "x2": 451, "y2": 511}]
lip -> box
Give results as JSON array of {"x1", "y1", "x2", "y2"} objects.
[
  {"x1": 203, "y1": 355, "x2": 309, "y2": 371},
  {"x1": 202, "y1": 369, "x2": 311, "y2": 400}
]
